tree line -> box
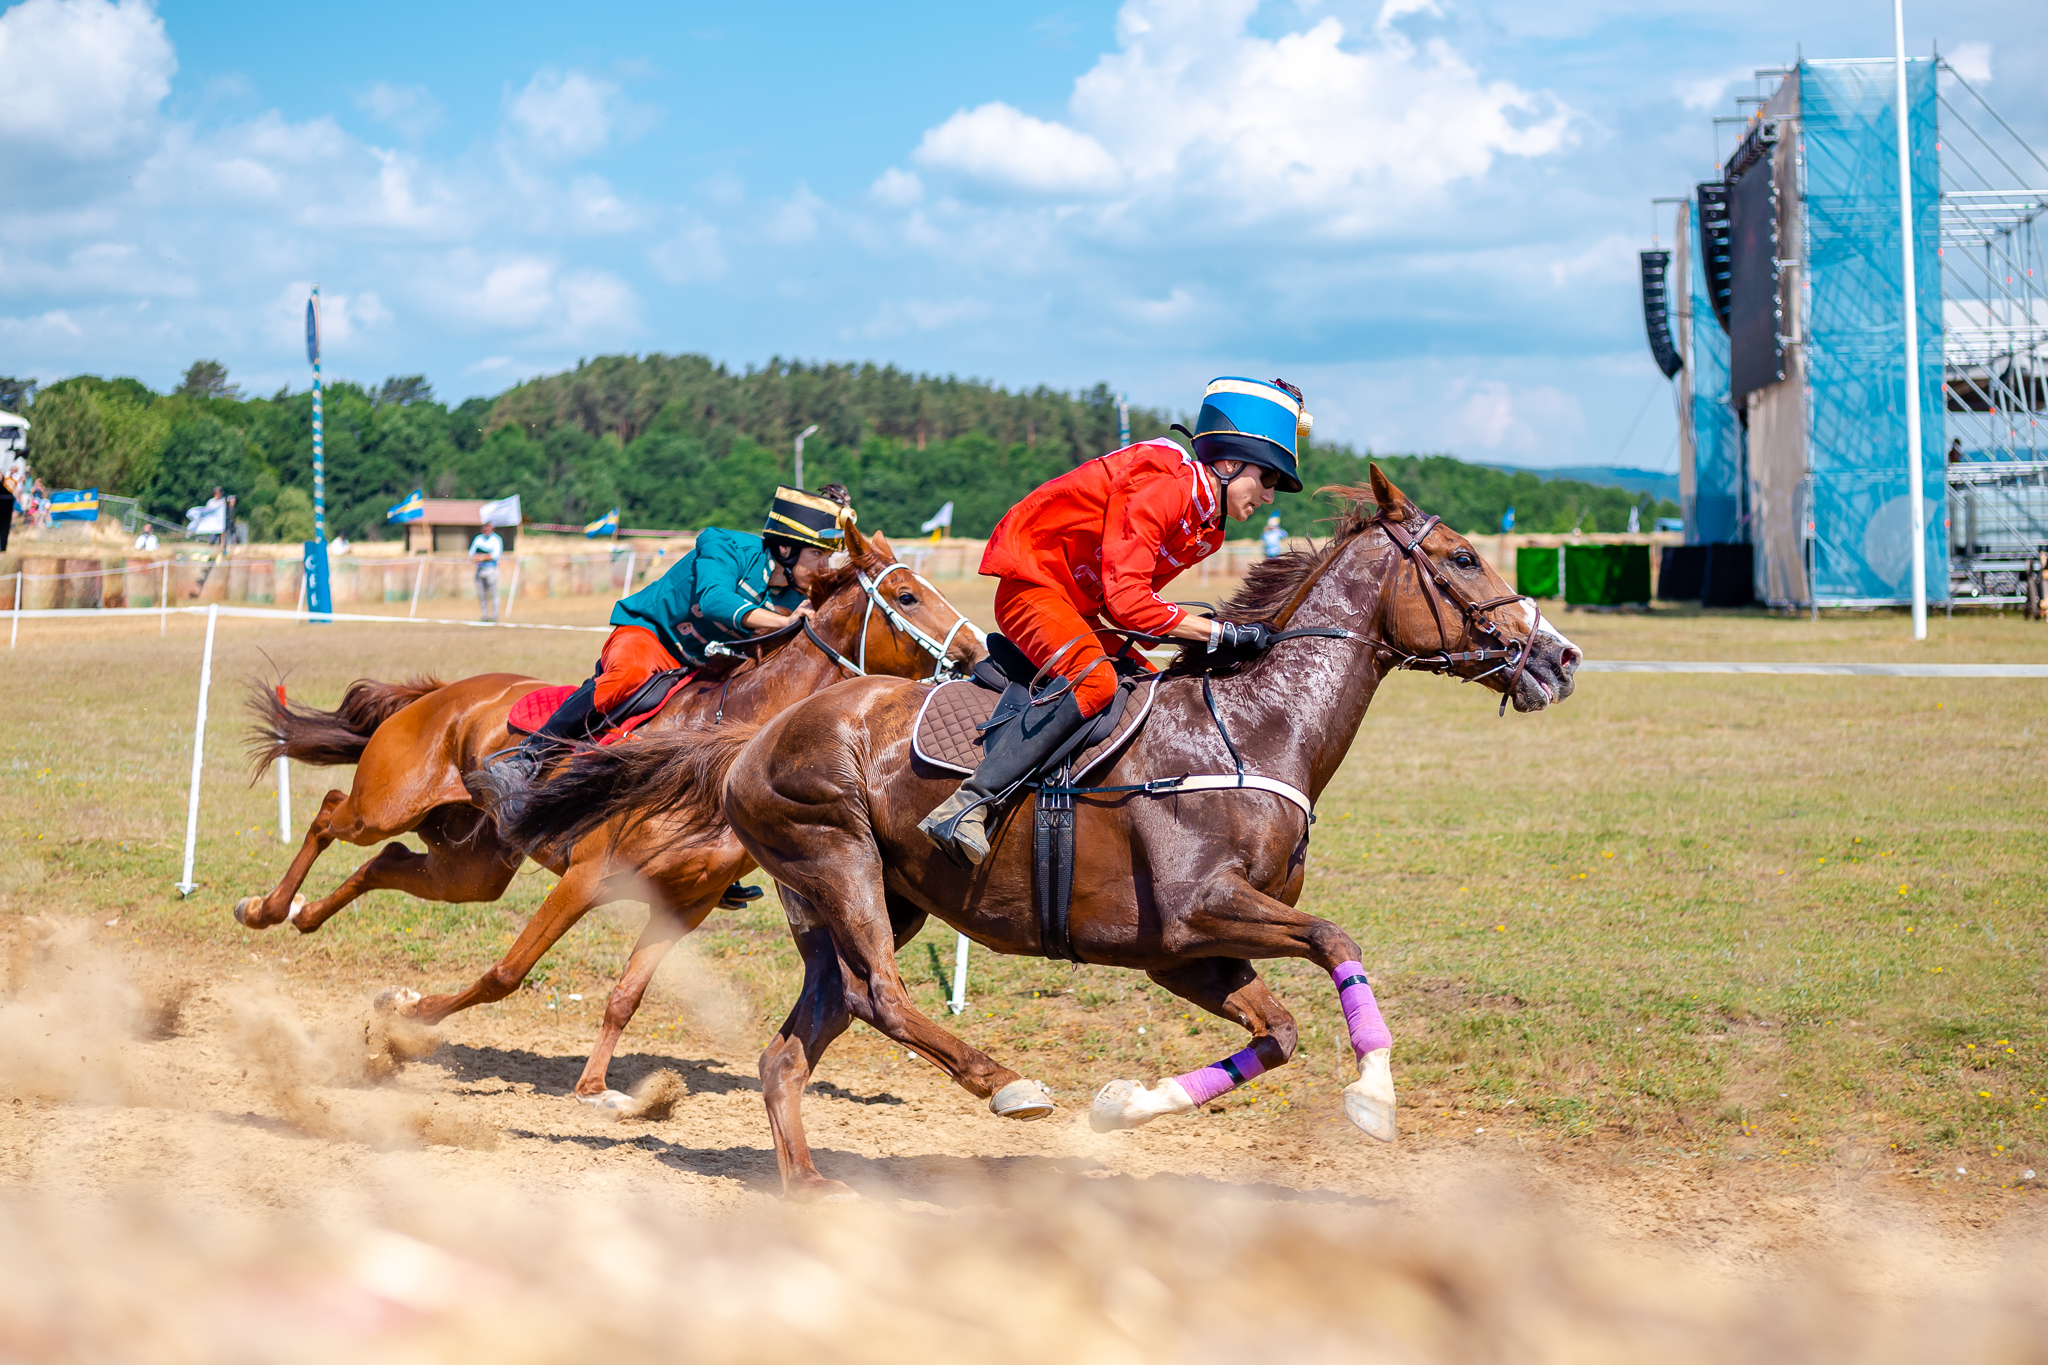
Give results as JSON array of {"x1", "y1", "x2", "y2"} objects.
[{"x1": 2, "y1": 355, "x2": 1675, "y2": 544}]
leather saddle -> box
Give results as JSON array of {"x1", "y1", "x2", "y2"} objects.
[
  {"x1": 913, "y1": 634, "x2": 1160, "y2": 964},
  {"x1": 506, "y1": 668, "x2": 694, "y2": 745}
]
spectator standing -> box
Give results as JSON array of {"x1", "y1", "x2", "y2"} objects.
[
  {"x1": 1260, "y1": 512, "x2": 1288, "y2": 559},
  {"x1": 470, "y1": 526, "x2": 504, "y2": 622},
  {"x1": 134, "y1": 528, "x2": 158, "y2": 551}
]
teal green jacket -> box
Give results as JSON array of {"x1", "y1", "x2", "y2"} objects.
[{"x1": 610, "y1": 527, "x2": 806, "y2": 666}]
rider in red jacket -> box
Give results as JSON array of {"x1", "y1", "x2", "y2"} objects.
[{"x1": 922, "y1": 376, "x2": 1311, "y2": 865}]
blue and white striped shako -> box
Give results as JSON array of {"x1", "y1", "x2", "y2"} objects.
[{"x1": 1189, "y1": 377, "x2": 1309, "y2": 493}]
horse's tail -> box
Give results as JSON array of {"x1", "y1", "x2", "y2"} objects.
[
  {"x1": 244, "y1": 675, "x2": 446, "y2": 773},
  {"x1": 492, "y1": 722, "x2": 764, "y2": 859}
]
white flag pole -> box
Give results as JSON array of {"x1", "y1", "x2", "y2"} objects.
[
  {"x1": 176, "y1": 603, "x2": 218, "y2": 897},
  {"x1": 502, "y1": 555, "x2": 521, "y2": 622},
  {"x1": 274, "y1": 685, "x2": 291, "y2": 842},
  {"x1": 620, "y1": 548, "x2": 637, "y2": 599},
  {"x1": 950, "y1": 932, "x2": 971, "y2": 1014},
  {"x1": 1892, "y1": 0, "x2": 1927, "y2": 640}
]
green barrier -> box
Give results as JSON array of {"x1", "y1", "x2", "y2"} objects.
[
  {"x1": 1563, "y1": 544, "x2": 1652, "y2": 605},
  {"x1": 1516, "y1": 546, "x2": 1560, "y2": 598}
]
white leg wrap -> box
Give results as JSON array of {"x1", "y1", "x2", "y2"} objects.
[
  {"x1": 1088, "y1": 1077, "x2": 1197, "y2": 1132},
  {"x1": 1342, "y1": 1047, "x2": 1397, "y2": 1142}
]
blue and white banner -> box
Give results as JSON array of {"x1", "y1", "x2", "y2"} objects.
[
  {"x1": 920, "y1": 500, "x2": 955, "y2": 534},
  {"x1": 479, "y1": 494, "x2": 522, "y2": 527},
  {"x1": 49, "y1": 487, "x2": 99, "y2": 521},
  {"x1": 584, "y1": 507, "x2": 618, "y2": 538},
  {"x1": 386, "y1": 489, "x2": 425, "y2": 522}
]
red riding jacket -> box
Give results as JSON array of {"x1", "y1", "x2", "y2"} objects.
[{"x1": 980, "y1": 439, "x2": 1224, "y2": 635}]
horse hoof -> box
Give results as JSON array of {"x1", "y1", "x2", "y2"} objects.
[
  {"x1": 232, "y1": 896, "x2": 261, "y2": 928},
  {"x1": 373, "y1": 987, "x2": 422, "y2": 1017},
  {"x1": 575, "y1": 1089, "x2": 634, "y2": 1114},
  {"x1": 786, "y1": 1178, "x2": 860, "y2": 1205},
  {"x1": 1343, "y1": 1047, "x2": 1397, "y2": 1142},
  {"x1": 1088, "y1": 1077, "x2": 1195, "y2": 1132},
  {"x1": 989, "y1": 1079, "x2": 1055, "y2": 1121}
]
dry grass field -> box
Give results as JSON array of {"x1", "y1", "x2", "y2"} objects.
[{"x1": 3, "y1": 593, "x2": 2041, "y2": 1185}]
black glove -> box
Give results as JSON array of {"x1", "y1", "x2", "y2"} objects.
[{"x1": 1210, "y1": 620, "x2": 1274, "y2": 653}]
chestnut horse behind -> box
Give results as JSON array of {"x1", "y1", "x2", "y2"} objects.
[
  {"x1": 504, "y1": 467, "x2": 1582, "y2": 1198},
  {"x1": 236, "y1": 523, "x2": 983, "y2": 1102}
]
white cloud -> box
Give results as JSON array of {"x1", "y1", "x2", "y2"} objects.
[
  {"x1": 1674, "y1": 67, "x2": 1750, "y2": 112},
  {"x1": 650, "y1": 216, "x2": 726, "y2": 284},
  {"x1": 901, "y1": 0, "x2": 1571, "y2": 240},
  {"x1": 355, "y1": 81, "x2": 443, "y2": 140},
  {"x1": 421, "y1": 252, "x2": 639, "y2": 343},
  {"x1": 915, "y1": 103, "x2": 1124, "y2": 197},
  {"x1": 764, "y1": 185, "x2": 828, "y2": 244},
  {"x1": 1947, "y1": 42, "x2": 1992, "y2": 85},
  {"x1": 507, "y1": 69, "x2": 621, "y2": 159},
  {"x1": 0, "y1": 0, "x2": 173, "y2": 161},
  {"x1": 870, "y1": 167, "x2": 925, "y2": 207},
  {"x1": 854, "y1": 296, "x2": 992, "y2": 339},
  {"x1": 1439, "y1": 379, "x2": 1584, "y2": 456}
]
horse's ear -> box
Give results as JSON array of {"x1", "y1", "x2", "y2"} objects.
[
  {"x1": 868, "y1": 530, "x2": 894, "y2": 561},
  {"x1": 1368, "y1": 463, "x2": 1414, "y2": 522},
  {"x1": 842, "y1": 516, "x2": 871, "y2": 558}
]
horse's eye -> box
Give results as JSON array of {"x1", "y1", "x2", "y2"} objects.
[
  {"x1": 897, "y1": 592, "x2": 917, "y2": 607},
  {"x1": 1452, "y1": 552, "x2": 1477, "y2": 569}
]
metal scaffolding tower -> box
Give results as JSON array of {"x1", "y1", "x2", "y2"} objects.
[{"x1": 1937, "y1": 60, "x2": 2048, "y2": 605}]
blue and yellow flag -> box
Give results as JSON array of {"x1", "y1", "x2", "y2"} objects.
[
  {"x1": 584, "y1": 507, "x2": 618, "y2": 538},
  {"x1": 386, "y1": 489, "x2": 425, "y2": 523},
  {"x1": 49, "y1": 488, "x2": 99, "y2": 522}
]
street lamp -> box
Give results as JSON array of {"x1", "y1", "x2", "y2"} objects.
[{"x1": 794, "y1": 423, "x2": 820, "y2": 491}]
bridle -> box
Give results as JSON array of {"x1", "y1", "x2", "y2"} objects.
[
  {"x1": 1367, "y1": 513, "x2": 1540, "y2": 715},
  {"x1": 853, "y1": 561, "x2": 982, "y2": 681},
  {"x1": 707, "y1": 558, "x2": 980, "y2": 684}
]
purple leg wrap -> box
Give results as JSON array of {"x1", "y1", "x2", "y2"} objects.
[
  {"x1": 1333, "y1": 960, "x2": 1392, "y2": 1058},
  {"x1": 1172, "y1": 1046, "x2": 1267, "y2": 1107}
]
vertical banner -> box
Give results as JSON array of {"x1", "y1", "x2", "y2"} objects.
[{"x1": 305, "y1": 289, "x2": 332, "y2": 619}]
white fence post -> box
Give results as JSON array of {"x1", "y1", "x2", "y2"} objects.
[
  {"x1": 274, "y1": 680, "x2": 291, "y2": 843},
  {"x1": 159, "y1": 559, "x2": 169, "y2": 635},
  {"x1": 502, "y1": 556, "x2": 521, "y2": 622},
  {"x1": 8, "y1": 572, "x2": 18, "y2": 650},
  {"x1": 410, "y1": 556, "x2": 427, "y2": 618},
  {"x1": 175, "y1": 603, "x2": 218, "y2": 897},
  {"x1": 620, "y1": 549, "x2": 637, "y2": 600},
  {"x1": 950, "y1": 932, "x2": 971, "y2": 1014}
]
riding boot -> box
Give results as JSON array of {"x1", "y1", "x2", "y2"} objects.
[
  {"x1": 919, "y1": 690, "x2": 1091, "y2": 867},
  {"x1": 474, "y1": 678, "x2": 604, "y2": 828}
]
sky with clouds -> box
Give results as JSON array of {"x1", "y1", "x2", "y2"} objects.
[{"x1": 2, "y1": 0, "x2": 2042, "y2": 468}]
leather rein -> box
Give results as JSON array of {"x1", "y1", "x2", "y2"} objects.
[{"x1": 705, "y1": 560, "x2": 977, "y2": 682}]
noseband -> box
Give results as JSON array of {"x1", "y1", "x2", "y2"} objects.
[{"x1": 1370, "y1": 514, "x2": 1542, "y2": 716}]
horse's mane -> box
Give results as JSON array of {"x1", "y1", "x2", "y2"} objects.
[{"x1": 1163, "y1": 485, "x2": 1381, "y2": 678}]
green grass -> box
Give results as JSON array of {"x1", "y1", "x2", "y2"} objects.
[{"x1": 2, "y1": 602, "x2": 2044, "y2": 1186}]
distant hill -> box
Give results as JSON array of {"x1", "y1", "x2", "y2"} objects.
[{"x1": 1486, "y1": 463, "x2": 1681, "y2": 504}]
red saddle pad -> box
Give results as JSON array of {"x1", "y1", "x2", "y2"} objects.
[{"x1": 506, "y1": 676, "x2": 693, "y2": 745}]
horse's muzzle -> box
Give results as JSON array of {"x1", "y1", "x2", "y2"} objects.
[{"x1": 1509, "y1": 636, "x2": 1580, "y2": 712}]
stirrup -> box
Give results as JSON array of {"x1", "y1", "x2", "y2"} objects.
[{"x1": 920, "y1": 792, "x2": 991, "y2": 870}]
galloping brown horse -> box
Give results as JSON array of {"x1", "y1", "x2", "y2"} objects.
[
  {"x1": 503, "y1": 467, "x2": 1582, "y2": 1198},
  {"x1": 237, "y1": 522, "x2": 984, "y2": 1101}
]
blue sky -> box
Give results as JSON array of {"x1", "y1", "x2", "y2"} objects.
[{"x1": 2, "y1": 0, "x2": 2042, "y2": 468}]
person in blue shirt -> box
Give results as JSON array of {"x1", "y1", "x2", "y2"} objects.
[{"x1": 482, "y1": 484, "x2": 852, "y2": 797}]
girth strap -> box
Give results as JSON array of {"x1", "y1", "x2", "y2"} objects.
[{"x1": 1033, "y1": 761, "x2": 1081, "y2": 963}]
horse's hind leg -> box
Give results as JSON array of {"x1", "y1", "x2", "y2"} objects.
[
  {"x1": 1089, "y1": 959, "x2": 1299, "y2": 1132},
  {"x1": 235, "y1": 789, "x2": 349, "y2": 930},
  {"x1": 289, "y1": 805, "x2": 519, "y2": 934},
  {"x1": 759, "y1": 912, "x2": 859, "y2": 1202}
]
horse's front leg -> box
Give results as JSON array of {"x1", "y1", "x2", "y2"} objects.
[
  {"x1": 1089, "y1": 957, "x2": 1299, "y2": 1131},
  {"x1": 1152, "y1": 875, "x2": 1397, "y2": 1142}
]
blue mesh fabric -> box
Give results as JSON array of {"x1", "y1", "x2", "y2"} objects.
[
  {"x1": 1801, "y1": 59, "x2": 1947, "y2": 604},
  {"x1": 1687, "y1": 199, "x2": 1744, "y2": 544}
]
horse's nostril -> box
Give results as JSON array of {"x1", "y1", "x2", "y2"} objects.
[{"x1": 1560, "y1": 645, "x2": 1582, "y2": 674}]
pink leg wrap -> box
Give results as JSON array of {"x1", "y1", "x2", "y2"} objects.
[
  {"x1": 1333, "y1": 961, "x2": 1392, "y2": 1058},
  {"x1": 1172, "y1": 1046, "x2": 1267, "y2": 1107}
]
